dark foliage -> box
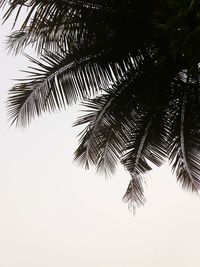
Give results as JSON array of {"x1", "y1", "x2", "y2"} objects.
[{"x1": 2, "y1": 0, "x2": 200, "y2": 210}]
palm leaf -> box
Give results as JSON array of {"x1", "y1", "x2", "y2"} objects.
[
  {"x1": 168, "y1": 75, "x2": 200, "y2": 191},
  {"x1": 7, "y1": 46, "x2": 134, "y2": 126},
  {"x1": 74, "y1": 72, "x2": 136, "y2": 174},
  {"x1": 6, "y1": 23, "x2": 70, "y2": 55},
  {"x1": 122, "y1": 175, "x2": 146, "y2": 212},
  {"x1": 74, "y1": 63, "x2": 169, "y2": 208}
]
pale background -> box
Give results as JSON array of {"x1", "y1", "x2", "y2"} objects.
[{"x1": 0, "y1": 12, "x2": 200, "y2": 267}]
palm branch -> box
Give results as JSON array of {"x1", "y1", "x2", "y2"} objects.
[
  {"x1": 7, "y1": 44, "x2": 134, "y2": 126},
  {"x1": 168, "y1": 74, "x2": 200, "y2": 191}
]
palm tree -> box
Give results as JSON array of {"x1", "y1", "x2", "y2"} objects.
[{"x1": 2, "y1": 0, "x2": 200, "y2": 210}]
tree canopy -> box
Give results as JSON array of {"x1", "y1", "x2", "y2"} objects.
[{"x1": 1, "y1": 0, "x2": 200, "y2": 210}]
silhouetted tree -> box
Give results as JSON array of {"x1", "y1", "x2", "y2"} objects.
[{"x1": 1, "y1": 0, "x2": 200, "y2": 210}]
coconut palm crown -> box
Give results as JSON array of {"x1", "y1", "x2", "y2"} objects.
[{"x1": 2, "y1": 0, "x2": 200, "y2": 210}]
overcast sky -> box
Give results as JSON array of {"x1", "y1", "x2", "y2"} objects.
[{"x1": 1, "y1": 12, "x2": 200, "y2": 267}]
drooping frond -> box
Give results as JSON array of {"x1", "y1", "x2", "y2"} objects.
[
  {"x1": 121, "y1": 106, "x2": 168, "y2": 174},
  {"x1": 6, "y1": 24, "x2": 69, "y2": 55},
  {"x1": 168, "y1": 74, "x2": 200, "y2": 191},
  {"x1": 74, "y1": 62, "x2": 170, "y2": 208},
  {"x1": 120, "y1": 60, "x2": 171, "y2": 174},
  {"x1": 7, "y1": 46, "x2": 134, "y2": 127},
  {"x1": 74, "y1": 69, "x2": 138, "y2": 175},
  {"x1": 122, "y1": 175, "x2": 146, "y2": 212}
]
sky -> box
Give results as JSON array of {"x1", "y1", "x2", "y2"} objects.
[{"x1": 1, "y1": 9, "x2": 200, "y2": 267}]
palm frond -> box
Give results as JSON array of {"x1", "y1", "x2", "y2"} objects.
[
  {"x1": 6, "y1": 23, "x2": 70, "y2": 55},
  {"x1": 168, "y1": 75, "x2": 200, "y2": 191},
  {"x1": 74, "y1": 62, "x2": 172, "y2": 208},
  {"x1": 121, "y1": 106, "x2": 167, "y2": 176},
  {"x1": 74, "y1": 72, "x2": 135, "y2": 175},
  {"x1": 122, "y1": 175, "x2": 146, "y2": 212},
  {"x1": 74, "y1": 67, "x2": 146, "y2": 174},
  {"x1": 1, "y1": 0, "x2": 156, "y2": 61},
  {"x1": 120, "y1": 62, "x2": 170, "y2": 177},
  {"x1": 7, "y1": 47, "x2": 134, "y2": 126}
]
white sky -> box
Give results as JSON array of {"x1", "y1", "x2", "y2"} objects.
[{"x1": 1, "y1": 11, "x2": 200, "y2": 267}]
